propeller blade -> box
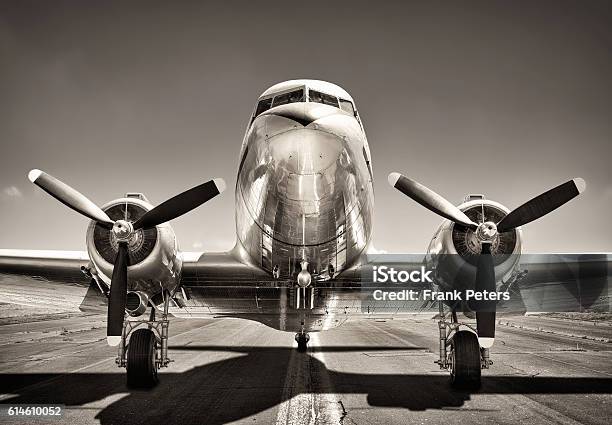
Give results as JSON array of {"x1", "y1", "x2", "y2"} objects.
[
  {"x1": 133, "y1": 178, "x2": 226, "y2": 230},
  {"x1": 388, "y1": 173, "x2": 477, "y2": 229},
  {"x1": 474, "y1": 242, "x2": 496, "y2": 348},
  {"x1": 496, "y1": 178, "x2": 586, "y2": 233},
  {"x1": 476, "y1": 311, "x2": 496, "y2": 348},
  {"x1": 28, "y1": 169, "x2": 114, "y2": 227},
  {"x1": 107, "y1": 242, "x2": 129, "y2": 346}
]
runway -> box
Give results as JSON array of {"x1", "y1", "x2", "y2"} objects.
[{"x1": 0, "y1": 313, "x2": 611, "y2": 425}]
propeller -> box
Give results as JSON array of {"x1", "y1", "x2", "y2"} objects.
[
  {"x1": 107, "y1": 242, "x2": 129, "y2": 346},
  {"x1": 387, "y1": 172, "x2": 585, "y2": 233},
  {"x1": 387, "y1": 173, "x2": 478, "y2": 229},
  {"x1": 132, "y1": 179, "x2": 225, "y2": 230},
  {"x1": 388, "y1": 172, "x2": 586, "y2": 347},
  {"x1": 27, "y1": 170, "x2": 114, "y2": 227},
  {"x1": 28, "y1": 169, "x2": 226, "y2": 345},
  {"x1": 496, "y1": 178, "x2": 586, "y2": 232},
  {"x1": 473, "y1": 242, "x2": 496, "y2": 348}
]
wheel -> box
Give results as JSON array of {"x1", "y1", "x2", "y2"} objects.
[
  {"x1": 449, "y1": 330, "x2": 481, "y2": 389},
  {"x1": 297, "y1": 338, "x2": 307, "y2": 352},
  {"x1": 295, "y1": 333, "x2": 309, "y2": 352},
  {"x1": 127, "y1": 328, "x2": 158, "y2": 388}
]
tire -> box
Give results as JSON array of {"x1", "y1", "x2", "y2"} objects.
[
  {"x1": 297, "y1": 338, "x2": 307, "y2": 352},
  {"x1": 449, "y1": 330, "x2": 481, "y2": 389},
  {"x1": 127, "y1": 328, "x2": 158, "y2": 388},
  {"x1": 296, "y1": 334, "x2": 309, "y2": 352}
]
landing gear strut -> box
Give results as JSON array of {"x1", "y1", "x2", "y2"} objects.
[
  {"x1": 435, "y1": 301, "x2": 489, "y2": 388},
  {"x1": 295, "y1": 332, "x2": 310, "y2": 352},
  {"x1": 116, "y1": 290, "x2": 173, "y2": 387}
]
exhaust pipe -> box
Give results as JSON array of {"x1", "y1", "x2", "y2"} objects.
[{"x1": 125, "y1": 291, "x2": 149, "y2": 317}]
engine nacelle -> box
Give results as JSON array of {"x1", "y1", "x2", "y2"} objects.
[
  {"x1": 426, "y1": 197, "x2": 522, "y2": 293},
  {"x1": 86, "y1": 196, "x2": 182, "y2": 306}
]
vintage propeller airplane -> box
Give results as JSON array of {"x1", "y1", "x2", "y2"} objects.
[{"x1": 0, "y1": 79, "x2": 601, "y2": 388}]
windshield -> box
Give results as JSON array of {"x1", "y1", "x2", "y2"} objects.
[
  {"x1": 309, "y1": 90, "x2": 339, "y2": 108},
  {"x1": 254, "y1": 88, "x2": 305, "y2": 120},
  {"x1": 272, "y1": 89, "x2": 305, "y2": 107},
  {"x1": 339, "y1": 98, "x2": 355, "y2": 115},
  {"x1": 253, "y1": 87, "x2": 357, "y2": 122},
  {"x1": 255, "y1": 98, "x2": 273, "y2": 117}
]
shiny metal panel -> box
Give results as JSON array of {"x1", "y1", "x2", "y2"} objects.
[{"x1": 235, "y1": 100, "x2": 373, "y2": 281}]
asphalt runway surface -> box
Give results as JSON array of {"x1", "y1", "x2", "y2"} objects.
[{"x1": 0, "y1": 314, "x2": 611, "y2": 425}]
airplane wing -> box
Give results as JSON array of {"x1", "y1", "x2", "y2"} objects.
[
  {"x1": 516, "y1": 253, "x2": 611, "y2": 313},
  {"x1": 180, "y1": 250, "x2": 273, "y2": 286},
  {"x1": 177, "y1": 249, "x2": 287, "y2": 320},
  {"x1": 0, "y1": 249, "x2": 91, "y2": 285},
  {"x1": 176, "y1": 251, "x2": 430, "y2": 322},
  {"x1": 0, "y1": 249, "x2": 100, "y2": 314},
  {"x1": 0, "y1": 248, "x2": 274, "y2": 315},
  {"x1": 1, "y1": 248, "x2": 608, "y2": 318}
]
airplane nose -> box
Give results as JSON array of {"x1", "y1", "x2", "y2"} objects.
[
  {"x1": 263, "y1": 128, "x2": 350, "y2": 244},
  {"x1": 268, "y1": 128, "x2": 345, "y2": 177},
  {"x1": 239, "y1": 105, "x2": 366, "y2": 248}
]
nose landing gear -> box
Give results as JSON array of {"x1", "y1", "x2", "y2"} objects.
[
  {"x1": 295, "y1": 332, "x2": 310, "y2": 352},
  {"x1": 116, "y1": 290, "x2": 173, "y2": 388},
  {"x1": 435, "y1": 300, "x2": 489, "y2": 389}
]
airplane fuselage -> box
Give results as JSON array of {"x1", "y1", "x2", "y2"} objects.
[{"x1": 235, "y1": 80, "x2": 374, "y2": 281}]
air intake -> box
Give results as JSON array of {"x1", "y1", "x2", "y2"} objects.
[{"x1": 125, "y1": 291, "x2": 149, "y2": 317}]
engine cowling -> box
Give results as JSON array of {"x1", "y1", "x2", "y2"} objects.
[
  {"x1": 426, "y1": 198, "x2": 522, "y2": 293},
  {"x1": 86, "y1": 196, "x2": 182, "y2": 308}
]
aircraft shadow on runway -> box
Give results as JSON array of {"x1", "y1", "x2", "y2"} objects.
[{"x1": 2, "y1": 346, "x2": 611, "y2": 425}]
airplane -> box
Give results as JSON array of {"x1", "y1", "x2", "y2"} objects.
[{"x1": 0, "y1": 79, "x2": 606, "y2": 389}]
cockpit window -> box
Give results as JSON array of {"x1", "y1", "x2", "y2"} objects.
[
  {"x1": 339, "y1": 98, "x2": 355, "y2": 115},
  {"x1": 255, "y1": 97, "x2": 273, "y2": 117},
  {"x1": 309, "y1": 90, "x2": 339, "y2": 108},
  {"x1": 252, "y1": 87, "x2": 358, "y2": 124},
  {"x1": 272, "y1": 89, "x2": 305, "y2": 107}
]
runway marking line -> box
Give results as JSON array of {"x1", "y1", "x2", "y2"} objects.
[{"x1": 275, "y1": 333, "x2": 343, "y2": 425}]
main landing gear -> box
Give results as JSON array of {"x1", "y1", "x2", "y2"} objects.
[
  {"x1": 435, "y1": 301, "x2": 491, "y2": 389},
  {"x1": 116, "y1": 290, "x2": 173, "y2": 388},
  {"x1": 295, "y1": 332, "x2": 310, "y2": 352}
]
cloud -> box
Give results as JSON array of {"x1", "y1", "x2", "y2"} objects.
[
  {"x1": 2, "y1": 186, "x2": 22, "y2": 198},
  {"x1": 192, "y1": 241, "x2": 203, "y2": 249},
  {"x1": 367, "y1": 246, "x2": 387, "y2": 254}
]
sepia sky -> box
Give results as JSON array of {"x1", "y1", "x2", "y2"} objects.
[{"x1": 0, "y1": 0, "x2": 611, "y2": 253}]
